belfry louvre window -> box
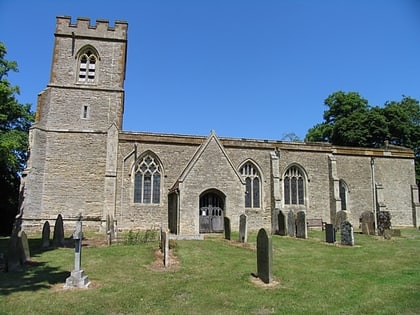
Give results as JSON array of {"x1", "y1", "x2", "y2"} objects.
[
  {"x1": 78, "y1": 50, "x2": 97, "y2": 83},
  {"x1": 240, "y1": 162, "x2": 260, "y2": 208},
  {"x1": 284, "y1": 166, "x2": 305, "y2": 205},
  {"x1": 134, "y1": 155, "x2": 161, "y2": 204}
]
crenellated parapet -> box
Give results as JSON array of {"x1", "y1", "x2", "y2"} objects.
[{"x1": 55, "y1": 16, "x2": 127, "y2": 40}]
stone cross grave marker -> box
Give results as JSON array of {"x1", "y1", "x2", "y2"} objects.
[
  {"x1": 256, "y1": 228, "x2": 272, "y2": 284},
  {"x1": 53, "y1": 214, "x2": 65, "y2": 247},
  {"x1": 361, "y1": 211, "x2": 375, "y2": 235},
  {"x1": 224, "y1": 217, "x2": 231, "y2": 240},
  {"x1": 239, "y1": 213, "x2": 248, "y2": 243},
  {"x1": 287, "y1": 210, "x2": 295, "y2": 237},
  {"x1": 41, "y1": 221, "x2": 51, "y2": 249},
  {"x1": 278, "y1": 210, "x2": 287, "y2": 236},
  {"x1": 340, "y1": 221, "x2": 354, "y2": 246},
  {"x1": 64, "y1": 215, "x2": 90, "y2": 289},
  {"x1": 296, "y1": 210, "x2": 307, "y2": 239}
]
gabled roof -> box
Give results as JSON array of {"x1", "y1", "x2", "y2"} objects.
[{"x1": 170, "y1": 131, "x2": 244, "y2": 191}]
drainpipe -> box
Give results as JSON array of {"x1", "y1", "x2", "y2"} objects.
[{"x1": 371, "y1": 157, "x2": 377, "y2": 235}]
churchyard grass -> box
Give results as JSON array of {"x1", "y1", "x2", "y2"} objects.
[{"x1": 1, "y1": 228, "x2": 419, "y2": 314}]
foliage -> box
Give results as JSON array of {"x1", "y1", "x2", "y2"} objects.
[
  {"x1": 123, "y1": 228, "x2": 159, "y2": 245},
  {"x1": 1, "y1": 229, "x2": 420, "y2": 314},
  {"x1": 306, "y1": 91, "x2": 420, "y2": 180},
  {"x1": 0, "y1": 42, "x2": 34, "y2": 236}
]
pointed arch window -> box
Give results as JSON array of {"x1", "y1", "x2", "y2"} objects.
[
  {"x1": 78, "y1": 49, "x2": 98, "y2": 83},
  {"x1": 133, "y1": 154, "x2": 161, "y2": 204},
  {"x1": 284, "y1": 166, "x2": 305, "y2": 205},
  {"x1": 240, "y1": 162, "x2": 261, "y2": 208}
]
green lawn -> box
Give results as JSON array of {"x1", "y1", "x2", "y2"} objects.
[{"x1": 1, "y1": 229, "x2": 419, "y2": 315}]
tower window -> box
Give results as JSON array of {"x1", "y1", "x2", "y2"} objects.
[
  {"x1": 78, "y1": 49, "x2": 97, "y2": 83},
  {"x1": 240, "y1": 162, "x2": 261, "y2": 208},
  {"x1": 82, "y1": 105, "x2": 89, "y2": 119}
]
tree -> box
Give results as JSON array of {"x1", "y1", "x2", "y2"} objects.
[
  {"x1": 306, "y1": 91, "x2": 420, "y2": 182},
  {"x1": 0, "y1": 42, "x2": 34, "y2": 236}
]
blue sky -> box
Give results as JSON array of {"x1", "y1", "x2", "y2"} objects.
[{"x1": 1, "y1": 0, "x2": 419, "y2": 140}]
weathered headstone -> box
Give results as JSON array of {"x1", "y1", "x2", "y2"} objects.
[
  {"x1": 360, "y1": 211, "x2": 375, "y2": 235},
  {"x1": 41, "y1": 221, "x2": 51, "y2": 249},
  {"x1": 19, "y1": 231, "x2": 30, "y2": 264},
  {"x1": 6, "y1": 229, "x2": 31, "y2": 271},
  {"x1": 239, "y1": 214, "x2": 248, "y2": 243},
  {"x1": 335, "y1": 210, "x2": 348, "y2": 230},
  {"x1": 325, "y1": 224, "x2": 336, "y2": 243},
  {"x1": 340, "y1": 221, "x2": 354, "y2": 246},
  {"x1": 162, "y1": 229, "x2": 169, "y2": 267},
  {"x1": 224, "y1": 217, "x2": 231, "y2": 240},
  {"x1": 287, "y1": 210, "x2": 296, "y2": 237},
  {"x1": 296, "y1": 210, "x2": 307, "y2": 239},
  {"x1": 64, "y1": 216, "x2": 90, "y2": 289},
  {"x1": 53, "y1": 214, "x2": 65, "y2": 247},
  {"x1": 106, "y1": 214, "x2": 115, "y2": 246},
  {"x1": 278, "y1": 210, "x2": 288, "y2": 236},
  {"x1": 377, "y1": 211, "x2": 391, "y2": 237},
  {"x1": 256, "y1": 228, "x2": 272, "y2": 284}
]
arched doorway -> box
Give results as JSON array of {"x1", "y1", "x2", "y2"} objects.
[{"x1": 199, "y1": 190, "x2": 225, "y2": 233}]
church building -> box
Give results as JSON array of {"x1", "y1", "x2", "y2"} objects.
[{"x1": 22, "y1": 17, "x2": 420, "y2": 236}]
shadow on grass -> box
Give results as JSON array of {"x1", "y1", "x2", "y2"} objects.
[{"x1": 0, "y1": 238, "x2": 70, "y2": 296}]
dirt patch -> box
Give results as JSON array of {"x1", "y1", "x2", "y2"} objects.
[
  {"x1": 249, "y1": 274, "x2": 281, "y2": 289},
  {"x1": 147, "y1": 248, "x2": 180, "y2": 272}
]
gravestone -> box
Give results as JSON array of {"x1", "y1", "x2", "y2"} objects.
[
  {"x1": 287, "y1": 210, "x2": 296, "y2": 237},
  {"x1": 256, "y1": 228, "x2": 272, "y2": 284},
  {"x1": 106, "y1": 214, "x2": 115, "y2": 246},
  {"x1": 278, "y1": 210, "x2": 287, "y2": 236},
  {"x1": 325, "y1": 224, "x2": 336, "y2": 243},
  {"x1": 53, "y1": 214, "x2": 65, "y2": 247},
  {"x1": 360, "y1": 211, "x2": 375, "y2": 235},
  {"x1": 7, "y1": 230, "x2": 31, "y2": 271},
  {"x1": 296, "y1": 210, "x2": 307, "y2": 239},
  {"x1": 19, "y1": 231, "x2": 30, "y2": 264},
  {"x1": 335, "y1": 210, "x2": 348, "y2": 230},
  {"x1": 239, "y1": 214, "x2": 248, "y2": 243},
  {"x1": 162, "y1": 229, "x2": 169, "y2": 267},
  {"x1": 377, "y1": 211, "x2": 391, "y2": 237},
  {"x1": 64, "y1": 215, "x2": 90, "y2": 289},
  {"x1": 41, "y1": 221, "x2": 51, "y2": 249},
  {"x1": 340, "y1": 221, "x2": 354, "y2": 246},
  {"x1": 224, "y1": 217, "x2": 231, "y2": 240}
]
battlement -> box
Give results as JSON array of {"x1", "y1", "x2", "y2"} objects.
[{"x1": 55, "y1": 16, "x2": 128, "y2": 40}]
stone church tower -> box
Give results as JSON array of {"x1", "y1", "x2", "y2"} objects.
[{"x1": 23, "y1": 17, "x2": 127, "y2": 229}]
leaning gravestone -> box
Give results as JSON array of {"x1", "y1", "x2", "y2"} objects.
[
  {"x1": 287, "y1": 210, "x2": 296, "y2": 237},
  {"x1": 325, "y1": 223, "x2": 336, "y2": 244},
  {"x1": 256, "y1": 228, "x2": 272, "y2": 284},
  {"x1": 340, "y1": 221, "x2": 354, "y2": 246},
  {"x1": 296, "y1": 210, "x2": 307, "y2": 239},
  {"x1": 53, "y1": 214, "x2": 65, "y2": 247},
  {"x1": 360, "y1": 211, "x2": 375, "y2": 235},
  {"x1": 41, "y1": 221, "x2": 51, "y2": 249},
  {"x1": 7, "y1": 229, "x2": 31, "y2": 271},
  {"x1": 224, "y1": 217, "x2": 231, "y2": 240},
  {"x1": 239, "y1": 214, "x2": 248, "y2": 243},
  {"x1": 64, "y1": 216, "x2": 90, "y2": 289},
  {"x1": 278, "y1": 210, "x2": 287, "y2": 236}
]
